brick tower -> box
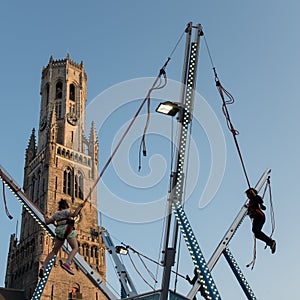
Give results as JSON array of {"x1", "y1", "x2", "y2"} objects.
[{"x1": 5, "y1": 55, "x2": 106, "y2": 300}]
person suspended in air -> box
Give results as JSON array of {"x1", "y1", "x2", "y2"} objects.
[
  {"x1": 246, "y1": 188, "x2": 276, "y2": 254},
  {"x1": 39, "y1": 198, "x2": 84, "y2": 278}
]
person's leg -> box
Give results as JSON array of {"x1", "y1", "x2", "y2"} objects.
[
  {"x1": 43, "y1": 239, "x2": 64, "y2": 266},
  {"x1": 252, "y1": 217, "x2": 273, "y2": 246},
  {"x1": 66, "y1": 237, "x2": 79, "y2": 264},
  {"x1": 61, "y1": 236, "x2": 78, "y2": 275},
  {"x1": 39, "y1": 239, "x2": 64, "y2": 278}
]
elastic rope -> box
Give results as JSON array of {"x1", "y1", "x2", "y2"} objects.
[
  {"x1": 2, "y1": 180, "x2": 13, "y2": 219},
  {"x1": 261, "y1": 176, "x2": 270, "y2": 199},
  {"x1": 168, "y1": 28, "x2": 186, "y2": 59},
  {"x1": 203, "y1": 34, "x2": 215, "y2": 72},
  {"x1": 128, "y1": 245, "x2": 161, "y2": 267},
  {"x1": 138, "y1": 72, "x2": 167, "y2": 171},
  {"x1": 127, "y1": 251, "x2": 156, "y2": 291},
  {"x1": 83, "y1": 69, "x2": 168, "y2": 204},
  {"x1": 246, "y1": 233, "x2": 257, "y2": 270},
  {"x1": 203, "y1": 32, "x2": 251, "y2": 188},
  {"x1": 217, "y1": 84, "x2": 251, "y2": 188},
  {"x1": 137, "y1": 26, "x2": 186, "y2": 171},
  {"x1": 127, "y1": 245, "x2": 186, "y2": 279},
  {"x1": 136, "y1": 252, "x2": 158, "y2": 283},
  {"x1": 267, "y1": 178, "x2": 275, "y2": 238}
]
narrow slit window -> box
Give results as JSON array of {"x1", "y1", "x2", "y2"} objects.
[
  {"x1": 56, "y1": 81, "x2": 63, "y2": 99},
  {"x1": 69, "y1": 83, "x2": 75, "y2": 101}
]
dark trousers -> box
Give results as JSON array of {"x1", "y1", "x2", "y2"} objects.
[{"x1": 252, "y1": 213, "x2": 272, "y2": 246}]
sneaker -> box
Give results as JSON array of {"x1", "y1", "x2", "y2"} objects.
[
  {"x1": 39, "y1": 266, "x2": 45, "y2": 278},
  {"x1": 270, "y1": 240, "x2": 276, "y2": 254},
  {"x1": 61, "y1": 262, "x2": 74, "y2": 275}
]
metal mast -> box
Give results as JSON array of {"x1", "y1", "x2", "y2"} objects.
[{"x1": 160, "y1": 23, "x2": 220, "y2": 300}]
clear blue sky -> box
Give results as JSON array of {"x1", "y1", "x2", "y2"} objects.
[{"x1": 0, "y1": 1, "x2": 299, "y2": 299}]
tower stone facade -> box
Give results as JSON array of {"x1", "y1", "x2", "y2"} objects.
[{"x1": 5, "y1": 55, "x2": 106, "y2": 300}]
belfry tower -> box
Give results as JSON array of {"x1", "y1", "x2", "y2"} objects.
[{"x1": 5, "y1": 55, "x2": 106, "y2": 300}]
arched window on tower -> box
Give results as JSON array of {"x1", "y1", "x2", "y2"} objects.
[
  {"x1": 75, "y1": 171, "x2": 84, "y2": 199},
  {"x1": 69, "y1": 83, "x2": 75, "y2": 101},
  {"x1": 63, "y1": 167, "x2": 73, "y2": 196},
  {"x1": 55, "y1": 81, "x2": 63, "y2": 99}
]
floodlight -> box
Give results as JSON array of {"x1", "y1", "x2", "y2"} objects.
[
  {"x1": 116, "y1": 245, "x2": 128, "y2": 255},
  {"x1": 155, "y1": 101, "x2": 180, "y2": 116}
]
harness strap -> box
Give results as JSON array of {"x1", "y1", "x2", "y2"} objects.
[
  {"x1": 54, "y1": 217, "x2": 74, "y2": 225},
  {"x1": 55, "y1": 218, "x2": 75, "y2": 241},
  {"x1": 63, "y1": 223, "x2": 75, "y2": 240},
  {"x1": 267, "y1": 178, "x2": 275, "y2": 239}
]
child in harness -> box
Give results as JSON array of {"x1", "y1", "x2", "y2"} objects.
[
  {"x1": 39, "y1": 198, "x2": 84, "y2": 278},
  {"x1": 246, "y1": 188, "x2": 276, "y2": 254}
]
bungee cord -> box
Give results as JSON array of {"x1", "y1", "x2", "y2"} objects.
[
  {"x1": 127, "y1": 245, "x2": 187, "y2": 280},
  {"x1": 203, "y1": 31, "x2": 277, "y2": 272},
  {"x1": 138, "y1": 26, "x2": 187, "y2": 172},
  {"x1": 203, "y1": 33, "x2": 251, "y2": 189},
  {"x1": 136, "y1": 251, "x2": 158, "y2": 284},
  {"x1": 2, "y1": 179, "x2": 13, "y2": 219},
  {"x1": 82, "y1": 67, "x2": 168, "y2": 208},
  {"x1": 262, "y1": 177, "x2": 275, "y2": 240},
  {"x1": 83, "y1": 25, "x2": 188, "y2": 205},
  {"x1": 127, "y1": 251, "x2": 156, "y2": 291},
  {"x1": 138, "y1": 69, "x2": 167, "y2": 171}
]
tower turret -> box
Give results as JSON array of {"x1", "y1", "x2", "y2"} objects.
[{"x1": 25, "y1": 128, "x2": 37, "y2": 165}]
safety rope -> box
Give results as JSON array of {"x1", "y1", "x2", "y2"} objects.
[
  {"x1": 82, "y1": 67, "x2": 168, "y2": 206},
  {"x1": 136, "y1": 251, "x2": 158, "y2": 283},
  {"x1": 0, "y1": 168, "x2": 14, "y2": 219},
  {"x1": 127, "y1": 245, "x2": 186, "y2": 280},
  {"x1": 138, "y1": 26, "x2": 186, "y2": 172},
  {"x1": 83, "y1": 23, "x2": 187, "y2": 202},
  {"x1": 2, "y1": 180, "x2": 13, "y2": 219},
  {"x1": 127, "y1": 251, "x2": 156, "y2": 291},
  {"x1": 203, "y1": 32, "x2": 279, "y2": 273},
  {"x1": 203, "y1": 33, "x2": 251, "y2": 189},
  {"x1": 267, "y1": 178, "x2": 275, "y2": 239},
  {"x1": 262, "y1": 177, "x2": 275, "y2": 240},
  {"x1": 246, "y1": 231, "x2": 257, "y2": 270},
  {"x1": 215, "y1": 77, "x2": 251, "y2": 188},
  {"x1": 138, "y1": 70, "x2": 167, "y2": 171}
]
